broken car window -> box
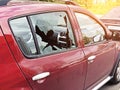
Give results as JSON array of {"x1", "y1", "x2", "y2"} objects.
[{"x1": 30, "y1": 12, "x2": 76, "y2": 54}]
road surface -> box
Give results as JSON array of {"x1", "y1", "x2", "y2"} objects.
[{"x1": 99, "y1": 82, "x2": 120, "y2": 90}]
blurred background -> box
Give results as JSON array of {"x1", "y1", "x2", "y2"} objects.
[
  {"x1": 1, "y1": 0, "x2": 120, "y2": 15},
  {"x1": 10, "y1": 0, "x2": 120, "y2": 15}
]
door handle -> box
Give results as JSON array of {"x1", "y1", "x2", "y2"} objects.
[
  {"x1": 32, "y1": 72, "x2": 50, "y2": 81},
  {"x1": 88, "y1": 55, "x2": 96, "y2": 63}
]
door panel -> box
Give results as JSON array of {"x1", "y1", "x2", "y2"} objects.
[
  {"x1": 0, "y1": 26, "x2": 31, "y2": 90},
  {"x1": 83, "y1": 42, "x2": 116, "y2": 88},
  {"x1": 19, "y1": 49, "x2": 86, "y2": 90},
  {"x1": 7, "y1": 10, "x2": 87, "y2": 90},
  {"x1": 74, "y1": 12, "x2": 116, "y2": 89}
]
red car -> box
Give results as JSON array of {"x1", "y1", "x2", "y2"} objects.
[{"x1": 0, "y1": 1, "x2": 120, "y2": 90}]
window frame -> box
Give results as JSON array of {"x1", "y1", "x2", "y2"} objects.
[
  {"x1": 9, "y1": 11, "x2": 77, "y2": 59},
  {"x1": 9, "y1": 16, "x2": 40, "y2": 58}
]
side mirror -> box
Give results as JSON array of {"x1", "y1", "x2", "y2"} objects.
[{"x1": 93, "y1": 34, "x2": 103, "y2": 43}]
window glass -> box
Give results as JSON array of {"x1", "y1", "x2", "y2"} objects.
[
  {"x1": 10, "y1": 17, "x2": 37, "y2": 55},
  {"x1": 75, "y1": 13, "x2": 105, "y2": 45},
  {"x1": 30, "y1": 12, "x2": 76, "y2": 55}
]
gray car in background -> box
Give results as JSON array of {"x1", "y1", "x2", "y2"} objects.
[{"x1": 101, "y1": 6, "x2": 120, "y2": 41}]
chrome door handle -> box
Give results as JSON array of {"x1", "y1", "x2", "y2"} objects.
[
  {"x1": 88, "y1": 55, "x2": 96, "y2": 63},
  {"x1": 32, "y1": 72, "x2": 50, "y2": 81}
]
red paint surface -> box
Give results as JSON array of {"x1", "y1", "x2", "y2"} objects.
[
  {"x1": 0, "y1": 27, "x2": 31, "y2": 90},
  {"x1": 0, "y1": 3, "x2": 119, "y2": 90}
]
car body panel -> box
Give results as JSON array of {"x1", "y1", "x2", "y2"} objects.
[
  {"x1": 69, "y1": 5, "x2": 118, "y2": 89},
  {"x1": 0, "y1": 25, "x2": 31, "y2": 90},
  {"x1": 20, "y1": 49, "x2": 86, "y2": 90},
  {"x1": 0, "y1": 2, "x2": 119, "y2": 90},
  {"x1": 83, "y1": 41, "x2": 116, "y2": 89},
  {"x1": 1, "y1": 5, "x2": 87, "y2": 90},
  {"x1": 2, "y1": 21, "x2": 87, "y2": 90}
]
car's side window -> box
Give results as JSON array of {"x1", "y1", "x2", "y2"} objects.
[
  {"x1": 75, "y1": 13, "x2": 106, "y2": 46},
  {"x1": 10, "y1": 12, "x2": 76, "y2": 57},
  {"x1": 30, "y1": 12, "x2": 76, "y2": 55},
  {"x1": 10, "y1": 17, "x2": 37, "y2": 55}
]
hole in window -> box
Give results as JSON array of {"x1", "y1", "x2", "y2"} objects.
[{"x1": 30, "y1": 12, "x2": 76, "y2": 55}]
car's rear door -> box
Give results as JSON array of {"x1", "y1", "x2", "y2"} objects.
[
  {"x1": 6, "y1": 6, "x2": 87, "y2": 90},
  {"x1": 69, "y1": 6, "x2": 116, "y2": 89}
]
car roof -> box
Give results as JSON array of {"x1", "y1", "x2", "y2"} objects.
[
  {"x1": 0, "y1": 3, "x2": 69, "y2": 19},
  {"x1": 0, "y1": 2, "x2": 93, "y2": 21}
]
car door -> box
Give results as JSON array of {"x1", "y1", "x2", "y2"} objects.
[
  {"x1": 74, "y1": 12, "x2": 116, "y2": 89},
  {"x1": 8, "y1": 10, "x2": 87, "y2": 90}
]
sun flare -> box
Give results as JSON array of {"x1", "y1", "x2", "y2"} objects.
[{"x1": 74, "y1": 0, "x2": 120, "y2": 14}]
